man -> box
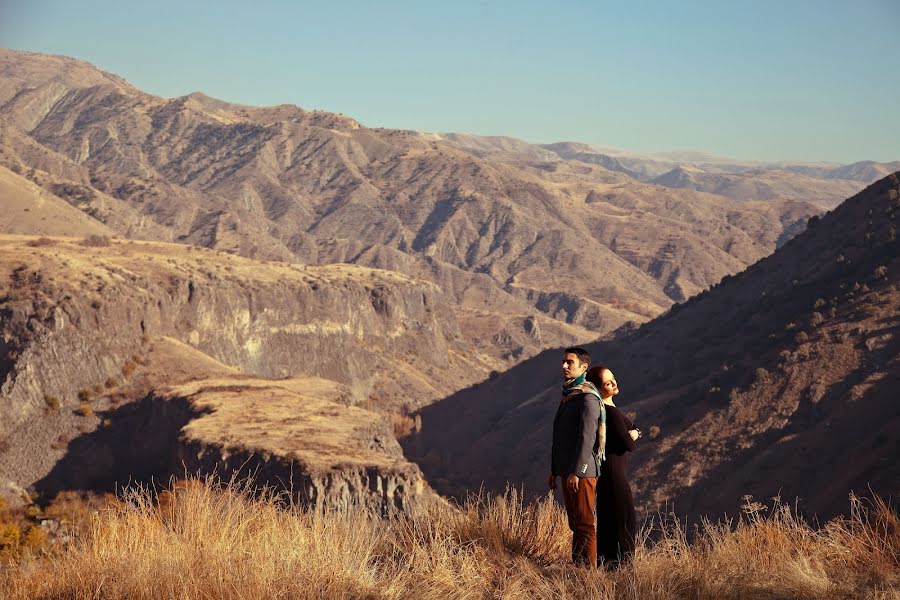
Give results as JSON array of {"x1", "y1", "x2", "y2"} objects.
[{"x1": 549, "y1": 347, "x2": 602, "y2": 567}]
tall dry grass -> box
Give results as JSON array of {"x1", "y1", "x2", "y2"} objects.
[{"x1": 1, "y1": 478, "x2": 897, "y2": 599}]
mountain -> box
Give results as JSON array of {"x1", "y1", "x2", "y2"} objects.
[
  {"x1": 405, "y1": 173, "x2": 900, "y2": 521},
  {"x1": 0, "y1": 48, "x2": 833, "y2": 344}
]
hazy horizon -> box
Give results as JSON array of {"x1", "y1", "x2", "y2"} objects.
[{"x1": 2, "y1": 0, "x2": 899, "y2": 164}]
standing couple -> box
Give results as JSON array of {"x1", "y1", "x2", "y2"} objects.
[{"x1": 549, "y1": 347, "x2": 640, "y2": 569}]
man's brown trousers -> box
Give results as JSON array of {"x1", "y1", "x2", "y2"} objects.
[{"x1": 562, "y1": 477, "x2": 597, "y2": 567}]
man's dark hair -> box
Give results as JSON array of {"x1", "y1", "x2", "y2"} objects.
[{"x1": 563, "y1": 347, "x2": 591, "y2": 367}]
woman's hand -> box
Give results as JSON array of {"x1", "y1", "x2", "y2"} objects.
[
  {"x1": 566, "y1": 474, "x2": 579, "y2": 493},
  {"x1": 629, "y1": 428, "x2": 641, "y2": 441}
]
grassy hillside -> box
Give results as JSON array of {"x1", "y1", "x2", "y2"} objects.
[{"x1": 1, "y1": 478, "x2": 897, "y2": 599}]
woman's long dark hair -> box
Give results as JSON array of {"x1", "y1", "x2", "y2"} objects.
[{"x1": 586, "y1": 365, "x2": 608, "y2": 388}]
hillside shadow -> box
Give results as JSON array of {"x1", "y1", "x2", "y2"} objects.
[
  {"x1": 402, "y1": 344, "x2": 566, "y2": 500},
  {"x1": 34, "y1": 393, "x2": 207, "y2": 499},
  {"x1": 667, "y1": 360, "x2": 900, "y2": 525}
]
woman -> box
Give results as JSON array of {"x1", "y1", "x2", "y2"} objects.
[{"x1": 587, "y1": 365, "x2": 640, "y2": 569}]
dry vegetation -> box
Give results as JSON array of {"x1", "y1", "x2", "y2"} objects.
[{"x1": 1, "y1": 478, "x2": 897, "y2": 599}]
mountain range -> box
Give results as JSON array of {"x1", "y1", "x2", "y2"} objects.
[
  {"x1": 4, "y1": 47, "x2": 893, "y2": 346},
  {"x1": 0, "y1": 48, "x2": 897, "y2": 518}
]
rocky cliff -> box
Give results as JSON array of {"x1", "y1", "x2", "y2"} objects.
[{"x1": 0, "y1": 236, "x2": 475, "y2": 503}]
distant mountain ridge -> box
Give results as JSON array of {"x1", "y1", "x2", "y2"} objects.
[{"x1": 534, "y1": 143, "x2": 892, "y2": 207}]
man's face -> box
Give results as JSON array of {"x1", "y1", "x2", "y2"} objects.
[
  {"x1": 561, "y1": 353, "x2": 586, "y2": 380},
  {"x1": 598, "y1": 369, "x2": 619, "y2": 398}
]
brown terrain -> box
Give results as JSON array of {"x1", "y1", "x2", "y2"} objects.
[
  {"x1": 406, "y1": 173, "x2": 900, "y2": 522},
  {"x1": 0, "y1": 48, "x2": 897, "y2": 519}
]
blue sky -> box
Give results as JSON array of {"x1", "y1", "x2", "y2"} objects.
[{"x1": 2, "y1": 0, "x2": 899, "y2": 163}]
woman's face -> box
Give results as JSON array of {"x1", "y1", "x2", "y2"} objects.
[{"x1": 598, "y1": 369, "x2": 619, "y2": 399}]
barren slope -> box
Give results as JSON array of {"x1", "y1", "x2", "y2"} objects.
[{"x1": 0, "y1": 164, "x2": 112, "y2": 236}]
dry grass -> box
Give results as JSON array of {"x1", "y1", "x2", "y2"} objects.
[{"x1": 1, "y1": 479, "x2": 897, "y2": 599}]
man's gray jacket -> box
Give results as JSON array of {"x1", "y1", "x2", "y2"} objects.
[{"x1": 551, "y1": 392, "x2": 602, "y2": 478}]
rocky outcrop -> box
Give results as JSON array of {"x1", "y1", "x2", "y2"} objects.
[
  {"x1": 28, "y1": 373, "x2": 429, "y2": 514},
  {"x1": 170, "y1": 376, "x2": 431, "y2": 514},
  {"x1": 177, "y1": 441, "x2": 425, "y2": 515}
]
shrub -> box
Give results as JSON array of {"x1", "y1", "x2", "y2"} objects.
[
  {"x1": 25, "y1": 237, "x2": 55, "y2": 247},
  {"x1": 391, "y1": 413, "x2": 417, "y2": 439},
  {"x1": 77, "y1": 389, "x2": 92, "y2": 402},
  {"x1": 121, "y1": 361, "x2": 136, "y2": 377},
  {"x1": 795, "y1": 331, "x2": 809, "y2": 344},
  {"x1": 814, "y1": 298, "x2": 826, "y2": 309},
  {"x1": 92, "y1": 383, "x2": 103, "y2": 394},
  {"x1": 649, "y1": 425, "x2": 661, "y2": 440},
  {"x1": 104, "y1": 377, "x2": 118, "y2": 389},
  {"x1": 80, "y1": 234, "x2": 111, "y2": 247},
  {"x1": 0, "y1": 523, "x2": 19, "y2": 549},
  {"x1": 874, "y1": 265, "x2": 887, "y2": 279},
  {"x1": 22, "y1": 525, "x2": 48, "y2": 553},
  {"x1": 44, "y1": 395, "x2": 61, "y2": 412},
  {"x1": 76, "y1": 404, "x2": 93, "y2": 417},
  {"x1": 810, "y1": 312, "x2": 824, "y2": 328}
]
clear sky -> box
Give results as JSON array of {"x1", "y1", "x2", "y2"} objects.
[{"x1": 2, "y1": 0, "x2": 899, "y2": 163}]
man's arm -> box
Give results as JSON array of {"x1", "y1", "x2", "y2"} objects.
[
  {"x1": 550, "y1": 403, "x2": 563, "y2": 490},
  {"x1": 569, "y1": 396, "x2": 601, "y2": 478}
]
